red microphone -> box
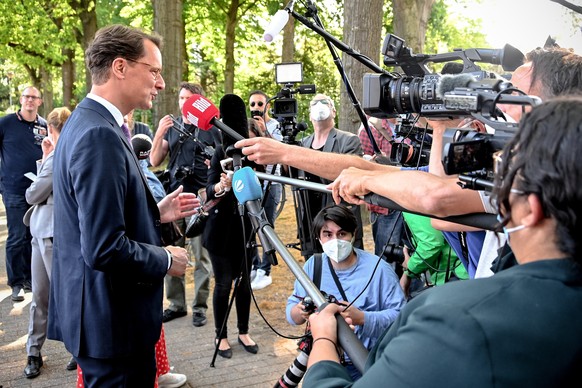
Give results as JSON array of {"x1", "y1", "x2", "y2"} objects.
[{"x1": 181, "y1": 94, "x2": 245, "y2": 141}]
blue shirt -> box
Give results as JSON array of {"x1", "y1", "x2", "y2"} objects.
[{"x1": 286, "y1": 248, "x2": 406, "y2": 354}]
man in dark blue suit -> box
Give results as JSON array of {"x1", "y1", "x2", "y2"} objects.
[{"x1": 49, "y1": 24, "x2": 199, "y2": 387}]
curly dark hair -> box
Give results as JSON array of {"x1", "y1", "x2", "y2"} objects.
[{"x1": 492, "y1": 97, "x2": 582, "y2": 260}]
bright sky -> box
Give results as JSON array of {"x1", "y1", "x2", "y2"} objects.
[{"x1": 449, "y1": 0, "x2": 582, "y2": 54}]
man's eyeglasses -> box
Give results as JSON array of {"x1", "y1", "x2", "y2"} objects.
[
  {"x1": 310, "y1": 99, "x2": 331, "y2": 106},
  {"x1": 22, "y1": 95, "x2": 41, "y2": 100},
  {"x1": 250, "y1": 101, "x2": 264, "y2": 108},
  {"x1": 126, "y1": 58, "x2": 162, "y2": 81}
]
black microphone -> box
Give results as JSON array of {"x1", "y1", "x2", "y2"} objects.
[{"x1": 219, "y1": 94, "x2": 248, "y2": 171}]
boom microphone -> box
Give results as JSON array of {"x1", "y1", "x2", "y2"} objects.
[
  {"x1": 264, "y1": 10, "x2": 289, "y2": 42},
  {"x1": 263, "y1": 0, "x2": 296, "y2": 42},
  {"x1": 181, "y1": 94, "x2": 245, "y2": 142}
]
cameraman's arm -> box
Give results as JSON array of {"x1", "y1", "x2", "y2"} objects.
[
  {"x1": 237, "y1": 137, "x2": 388, "y2": 181},
  {"x1": 331, "y1": 168, "x2": 483, "y2": 218},
  {"x1": 427, "y1": 119, "x2": 461, "y2": 178},
  {"x1": 150, "y1": 115, "x2": 173, "y2": 167}
]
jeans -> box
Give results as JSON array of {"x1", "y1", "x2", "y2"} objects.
[
  {"x1": 370, "y1": 210, "x2": 404, "y2": 258},
  {"x1": 252, "y1": 183, "x2": 282, "y2": 275},
  {"x1": 2, "y1": 192, "x2": 32, "y2": 288}
]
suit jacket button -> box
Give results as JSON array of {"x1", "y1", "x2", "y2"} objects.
[{"x1": 155, "y1": 220, "x2": 161, "y2": 226}]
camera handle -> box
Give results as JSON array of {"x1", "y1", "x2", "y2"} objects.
[{"x1": 294, "y1": 1, "x2": 382, "y2": 156}]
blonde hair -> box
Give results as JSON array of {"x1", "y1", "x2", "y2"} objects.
[{"x1": 47, "y1": 107, "x2": 72, "y2": 133}]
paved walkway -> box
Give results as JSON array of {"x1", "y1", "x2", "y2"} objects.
[{"x1": 0, "y1": 202, "x2": 302, "y2": 387}]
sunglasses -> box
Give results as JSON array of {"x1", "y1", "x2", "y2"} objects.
[
  {"x1": 250, "y1": 101, "x2": 264, "y2": 108},
  {"x1": 310, "y1": 99, "x2": 331, "y2": 106}
]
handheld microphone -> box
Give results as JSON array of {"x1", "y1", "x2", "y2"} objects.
[
  {"x1": 181, "y1": 94, "x2": 245, "y2": 142},
  {"x1": 219, "y1": 94, "x2": 248, "y2": 170},
  {"x1": 233, "y1": 167, "x2": 277, "y2": 259},
  {"x1": 131, "y1": 134, "x2": 152, "y2": 160}
]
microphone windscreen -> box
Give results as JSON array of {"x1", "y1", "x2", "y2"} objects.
[
  {"x1": 263, "y1": 10, "x2": 289, "y2": 42},
  {"x1": 219, "y1": 94, "x2": 248, "y2": 147},
  {"x1": 182, "y1": 94, "x2": 219, "y2": 131},
  {"x1": 233, "y1": 167, "x2": 263, "y2": 204},
  {"x1": 131, "y1": 134, "x2": 152, "y2": 160},
  {"x1": 441, "y1": 62, "x2": 464, "y2": 75},
  {"x1": 436, "y1": 73, "x2": 477, "y2": 98}
]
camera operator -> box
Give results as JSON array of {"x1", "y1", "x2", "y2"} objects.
[
  {"x1": 287, "y1": 205, "x2": 405, "y2": 381},
  {"x1": 357, "y1": 117, "x2": 405, "y2": 258},
  {"x1": 304, "y1": 96, "x2": 582, "y2": 387},
  {"x1": 427, "y1": 47, "x2": 582, "y2": 278},
  {"x1": 248, "y1": 90, "x2": 282, "y2": 290},
  {"x1": 150, "y1": 82, "x2": 220, "y2": 326},
  {"x1": 300, "y1": 94, "x2": 365, "y2": 252}
]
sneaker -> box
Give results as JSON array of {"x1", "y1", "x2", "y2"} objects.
[
  {"x1": 157, "y1": 372, "x2": 187, "y2": 388},
  {"x1": 192, "y1": 312, "x2": 207, "y2": 327},
  {"x1": 23, "y1": 281, "x2": 32, "y2": 293},
  {"x1": 251, "y1": 269, "x2": 272, "y2": 290},
  {"x1": 11, "y1": 286, "x2": 24, "y2": 302},
  {"x1": 250, "y1": 269, "x2": 257, "y2": 282}
]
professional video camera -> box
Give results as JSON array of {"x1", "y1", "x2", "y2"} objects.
[
  {"x1": 388, "y1": 114, "x2": 432, "y2": 167},
  {"x1": 270, "y1": 62, "x2": 315, "y2": 143},
  {"x1": 363, "y1": 34, "x2": 542, "y2": 182},
  {"x1": 363, "y1": 33, "x2": 527, "y2": 120}
]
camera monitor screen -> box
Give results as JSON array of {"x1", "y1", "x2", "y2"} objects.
[{"x1": 275, "y1": 62, "x2": 303, "y2": 84}]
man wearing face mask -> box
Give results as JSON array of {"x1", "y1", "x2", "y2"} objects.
[
  {"x1": 300, "y1": 94, "x2": 365, "y2": 254},
  {"x1": 286, "y1": 205, "x2": 406, "y2": 381}
]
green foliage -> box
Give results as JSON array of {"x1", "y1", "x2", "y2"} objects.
[
  {"x1": 0, "y1": 0, "x2": 494, "y2": 119},
  {"x1": 425, "y1": 0, "x2": 488, "y2": 54}
]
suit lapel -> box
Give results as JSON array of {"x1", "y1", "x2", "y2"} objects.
[{"x1": 79, "y1": 98, "x2": 160, "y2": 212}]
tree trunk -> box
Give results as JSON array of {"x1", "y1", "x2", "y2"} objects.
[
  {"x1": 153, "y1": 0, "x2": 185, "y2": 127},
  {"x1": 62, "y1": 48, "x2": 75, "y2": 109},
  {"x1": 70, "y1": 0, "x2": 98, "y2": 93},
  {"x1": 224, "y1": 0, "x2": 240, "y2": 94},
  {"x1": 339, "y1": 0, "x2": 384, "y2": 134},
  {"x1": 281, "y1": 15, "x2": 295, "y2": 63},
  {"x1": 39, "y1": 67, "x2": 52, "y2": 117},
  {"x1": 393, "y1": 0, "x2": 436, "y2": 53}
]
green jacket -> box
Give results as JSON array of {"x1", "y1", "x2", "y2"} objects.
[{"x1": 403, "y1": 213, "x2": 468, "y2": 284}]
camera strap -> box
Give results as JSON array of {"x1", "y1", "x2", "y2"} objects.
[
  {"x1": 167, "y1": 137, "x2": 186, "y2": 172},
  {"x1": 326, "y1": 256, "x2": 348, "y2": 302}
]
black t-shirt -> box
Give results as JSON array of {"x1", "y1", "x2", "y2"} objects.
[
  {"x1": 0, "y1": 112, "x2": 45, "y2": 194},
  {"x1": 164, "y1": 117, "x2": 221, "y2": 193}
]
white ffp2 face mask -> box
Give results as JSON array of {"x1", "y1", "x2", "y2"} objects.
[
  {"x1": 310, "y1": 102, "x2": 331, "y2": 121},
  {"x1": 321, "y1": 239, "x2": 352, "y2": 263}
]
